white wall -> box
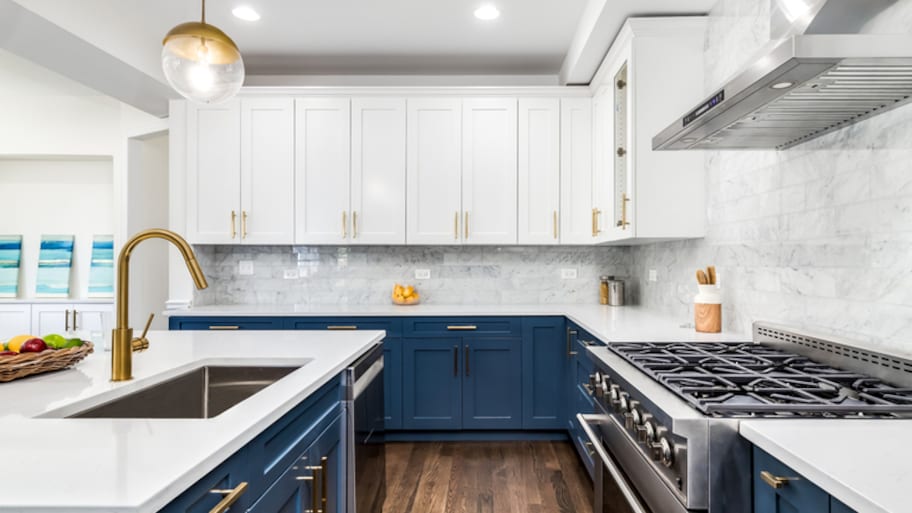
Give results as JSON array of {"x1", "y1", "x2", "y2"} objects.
[{"x1": 0, "y1": 158, "x2": 113, "y2": 298}]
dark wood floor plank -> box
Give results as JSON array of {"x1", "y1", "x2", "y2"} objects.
[{"x1": 384, "y1": 441, "x2": 593, "y2": 513}]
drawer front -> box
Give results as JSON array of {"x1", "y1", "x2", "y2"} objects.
[
  {"x1": 246, "y1": 378, "x2": 342, "y2": 498},
  {"x1": 403, "y1": 317, "x2": 521, "y2": 336},
  {"x1": 284, "y1": 317, "x2": 402, "y2": 336},
  {"x1": 568, "y1": 417, "x2": 595, "y2": 479},
  {"x1": 753, "y1": 447, "x2": 830, "y2": 513},
  {"x1": 161, "y1": 449, "x2": 250, "y2": 513},
  {"x1": 169, "y1": 317, "x2": 284, "y2": 331}
]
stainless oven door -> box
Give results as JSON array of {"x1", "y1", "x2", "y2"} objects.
[
  {"x1": 577, "y1": 414, "x2": 690, "y2": 513},
  {"x1": 345, "y1": 344, "x2": 385, "y2": 513}
]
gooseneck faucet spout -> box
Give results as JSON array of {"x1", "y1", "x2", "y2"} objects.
[{"x1": 111, "y1": 229, "x2": 208, "y2": 381}]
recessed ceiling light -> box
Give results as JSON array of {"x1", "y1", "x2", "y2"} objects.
[
  {"x1": 474, "y1": 4, "x2": 501, "y2": 21},
  {"x1": 232, "y1": 6, "x2": 261, "y2": 21},
  {"x1": 770, "y1": 81, "x2": 795, "y2": 90}
]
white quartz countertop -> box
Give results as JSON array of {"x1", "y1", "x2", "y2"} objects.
[
  {"x1": 0, "y1": 329, "x2": 384, "y2": 512},
  {"x1": 741, "y1": 420, "x2": 912, "y2": 513},
  {"x1": 164, "y1": 304, "x2": 749, "y2": 343}
]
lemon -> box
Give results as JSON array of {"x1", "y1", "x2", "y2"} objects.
[{"x1": 7, "y1": 334, "x2": 35, "y2": 353}]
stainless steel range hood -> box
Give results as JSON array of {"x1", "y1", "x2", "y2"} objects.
[{"x1": 653, "y1": 0, "x2": 912, "y2": 151}]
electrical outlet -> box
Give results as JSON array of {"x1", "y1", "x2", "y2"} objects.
[
  {"x1": 648, "y1": 269, "x2": 658, "y2": 282},
  {"x1": 561, "y1": 268, "x2": 578, "y2": 280},
  {"x1": 283, "y1": 269, "x2": 299, "y2": 280},
  {"x1": 238, "y1": 261, "x2": 254, "y2": 275},
  {"x1": 415, "y1": 269, "x2": 431, "y2": 280}
]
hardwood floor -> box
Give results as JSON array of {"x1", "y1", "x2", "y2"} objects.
[{"x1": 383, "y1": 441, "x2": 593, "y2": 513}]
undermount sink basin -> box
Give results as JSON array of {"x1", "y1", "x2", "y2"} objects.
[{"x1": 67, "y1": 365, "x2": 303, "y2": 419}]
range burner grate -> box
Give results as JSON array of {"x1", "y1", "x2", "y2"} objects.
[{"x1": 609, "y1": 342, "x2": 912, "y2": 418}]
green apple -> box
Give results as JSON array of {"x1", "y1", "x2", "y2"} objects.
[
  {"x1": 62, "y1": 338, "x2": 84, "y2": 349},
  {"x1": 44, "y1": 334, "x2": 67, "y2": 349}
]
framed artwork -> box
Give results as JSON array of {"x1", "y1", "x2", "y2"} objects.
[
  {"x1": 35, "y1": 235, "x2": 74, "y2": 298},
  {"x1": 88, "y1": 234, "x2": 114, "y2": 298},
  {"x1": 0, "y1": 235, "x2": 22, "y2": 298}
]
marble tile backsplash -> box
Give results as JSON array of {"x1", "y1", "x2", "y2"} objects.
[
  {"x1": 193, "y1": 246, "x2": 632, "y2": 306},
  {"x1": 632, "y1": 0, "x2": 912, "y2": 355}
]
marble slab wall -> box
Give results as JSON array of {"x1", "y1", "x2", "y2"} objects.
[
  {"x1": 632, "y1": 0, "x2": 912, "y2": 355},
  {"x1": 193, "y1": 245, "x2": 632, "y2": 306}
]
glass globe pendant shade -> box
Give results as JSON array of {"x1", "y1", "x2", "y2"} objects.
[{"x1": 162, "y1": 21, "x2": 244, "y2": 104}]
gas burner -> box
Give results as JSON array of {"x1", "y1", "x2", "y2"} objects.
[{"x1": 609, "y1": 342, "x2": 912, "y2": 418}]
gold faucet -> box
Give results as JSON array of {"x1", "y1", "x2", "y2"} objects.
[{"x1": 111, "y1": 229, "x2": 208, "y2": 381}]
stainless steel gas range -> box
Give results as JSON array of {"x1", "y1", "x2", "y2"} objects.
[{"x1": 577, "y1": 322, "x2": 912, "y2": 513}]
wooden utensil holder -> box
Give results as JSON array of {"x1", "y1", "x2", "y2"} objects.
[{"x1": 695, "y1": 303, "x2": 722, "y2": 333}]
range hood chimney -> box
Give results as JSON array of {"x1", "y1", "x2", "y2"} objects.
[{"x1": 653, "y1": 0, "x2": 912, "y2": 151}]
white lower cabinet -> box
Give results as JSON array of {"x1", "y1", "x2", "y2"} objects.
[
  {"x1": 518, "y1": 98, "x2": 560, "y2": 245},
  {"x1": 0, "y1": 305, "x2": 31, "y2": 338},
  {"x1": 30, "y1": 303, "x2": 112, "y2": 337}
]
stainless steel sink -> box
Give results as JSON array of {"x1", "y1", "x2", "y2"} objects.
[{"x1": 68, "y1": 366, "x2": 301, "y2": 419}]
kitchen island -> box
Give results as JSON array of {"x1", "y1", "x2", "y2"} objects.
[{"x1": 0, "y1": 329, "x2": 384, "y2": 512}]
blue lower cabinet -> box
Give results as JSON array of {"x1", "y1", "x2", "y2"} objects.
[
  {"x1": 831, "y1": 498, "x2": 856, "y2": 513},
  {"x1": 248, "y1": 414, "x2": 344, "y2": 513},
  {"x1": 168, "y1": 316, "x2": 284, "y2": 331},
  {"x1": 402, "y1": 337, "x2": 462, "y2": 430},
  {"x1": 753, "y1": 447, "x2": 830, "y2": 513},
  {"x1": 162, "y1": 448, "x2": 250, "y2": 513},
  {"x1": 521, "y1": 317, "x2": 566, "y2": 430},
  {"x1": 462, "y1": 337, "x2": 523, "y2": 429}
]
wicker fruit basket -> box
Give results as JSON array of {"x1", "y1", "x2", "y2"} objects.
[{"x1": 0, "y1": 343, "x2": 94, "y2": 383}]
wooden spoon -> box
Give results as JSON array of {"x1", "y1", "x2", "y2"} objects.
[
  {"x1": 707, "y1": 266, "x2": 717, "y2": 285},
  {"x1": 696, "y1": 270, "x2": 709, "y2": 285}
]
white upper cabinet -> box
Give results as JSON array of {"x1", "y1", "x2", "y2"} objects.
[
  {"x1": 461, "y1": 98, "x2": 518, "y2": 245},
  {"x1": 186, "y1": 101, "x2": 241, "y2": 244},
  {"x1": 351, "y1": 98, "x2": 407, "y2": 245},
  {"x1": 559, "y1": 97, "x2": 595, "y2": 245},
  {"x1": 593, "y1": 18, "x2": 706, "y2": 242},
  {"x1": 406, "y1": 98, "x2": 462, "y2": 245},
  {"x1": 186, "y1": 99, "x2": 294, "y2": 244},
  {"x1": 295, "y1": 98, "x2": 352, "y2": 244},
  {"x1": 518, "y1": 98, "x2": 560, "y2": 245},
  {"x1": 241, "y1": 98, "x2": 295, "y2": 244}
]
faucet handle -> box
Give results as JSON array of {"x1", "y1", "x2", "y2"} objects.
[{"x1": 131, "y1": 313, "x2": 154, "y2": 352}]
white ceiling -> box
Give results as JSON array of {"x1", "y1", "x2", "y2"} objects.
[{"x1": 12, "y1": 0, "x2": 716, "y2": 82}]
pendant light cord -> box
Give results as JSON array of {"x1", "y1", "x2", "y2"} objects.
[{"x1": 201, "y1": 0, "x2": 206, "y2": 24}]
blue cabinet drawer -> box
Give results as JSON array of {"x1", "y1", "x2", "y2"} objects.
[
  {"x1": 245, "y1": 378, "x2": 342, "y2": 499},
  {"x1": 753, "y1": 447, "x2": 830, "y2": 513},
  {"x1": 161, "y1": 448, "x2": 250, "y2": 513},
  {"x1": 403, "y1": 317, "x2": 521, "y2": 336},
  {"x1": 284, "y1": 317, "x2": 402, "y2": 336},
  {"x1": 169, "y1": 317, "x2": 284, "y2": 331},
  {"x1": 831, "y1": 497, "x2": 856, "y2": 513},
  {"x1": 568, "y1": 417, "x2": 595, "y2": 479}
]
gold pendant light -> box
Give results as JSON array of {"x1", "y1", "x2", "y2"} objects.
[{"x1": 161, "y1": 0, "x2": 245, "y2": 104}]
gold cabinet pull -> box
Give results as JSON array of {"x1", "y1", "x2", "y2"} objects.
[
  {"x1": 208, "y1": 482, "x2": 248, "y2": 513},
  {"x1": 567, "y1": 328, "x2": 578, "y2": 357},
  {"x1": 453, "y1": 345, "x2": 459, "y2": 376},
  {"x1": 553, "y1": 210, "x2": 558, "y2": 240},
  {"x1": 454, "y1": 211, "x2": 459, "y2": 240},
  {"x1": 303, "y1": 463, "x2": 322, "y2": 513},
  {"x1": 352, "y1": 211, "x2": 358, "y2": 239},
  {"x1": 320, "y1": 456, "x2": 328, "y2": 511},
  {"x1": 64, "y1": 309, "x2": 70, "y2": 332},
  {"x1": 241, "y1": 210, "x2": 248, "y2": 239},
  {"x1": 464, "y1": 211, "x2": 469, "y2": 240},
  {"x1": 464, "y1": 345, "x2": 470, "y2": 377},
  {"x1": 209, "y1": 325, "x2": 240, "y2": 330},
  {"x1": 72, "y1": 309, "x2": 78, "y2": 331},
  {"x1": 616, "y1": 193, "x2": 631, "y2": 230},
  {"x1": 447, "y1": 325, "x2": 477, "y2": 331},
  {"x1": 230, "y1": 210, "x2": 237, "y2": 239},
  {"x1": 342, "y1": 211, "x2": 348, "y2": 239},
  {"x1": 591, "y1": 208, "x2": 601, "y2": 237},
  {"x1": 760, "y1": 471, "x2": 798, "y2": 489},
  {"x1": 327, "y1": 325, "x2": 358, "y2": 330}
]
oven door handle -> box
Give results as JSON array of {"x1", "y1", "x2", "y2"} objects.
[{"x1": 577, "y1": 413, "x2": 651, "y2": 513}]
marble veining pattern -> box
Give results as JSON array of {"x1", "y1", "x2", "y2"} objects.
[
  {"x1": 632, "y1": 0, "x2": 912, "y2": 356},
  {"x1": 193, "y1": 246, "x2": 633, "y2": 306}
]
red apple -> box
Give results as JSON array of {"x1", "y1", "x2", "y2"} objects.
[
  {"x1": 20, "y1": 338, "x2": 47, "y2": 353},
  {"x1": 0, "y1": 350, "x2": 16, "y2": 356}
]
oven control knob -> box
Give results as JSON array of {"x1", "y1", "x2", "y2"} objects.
[
  {"x1": 618, "y1": 393, "x2": 630, "y2": 413},
  {"x1": 641, "y1": 420, "x2": 657, "y2": 444},
  {"x1": 600, "y1": 380, "x2": 610, "y2": 397},
  {"x1": 659, "y1": 437, "x2": 674, "y2": 468},
  {"x1": 631, "y1": 408, "x2": 643, "y2": 427},
  {"x1": 609, "y1": 384, "x2": 621, "y2": 404},
  {"x1": 589, "y1": 372, "x2": 602, "y2": 388}
]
